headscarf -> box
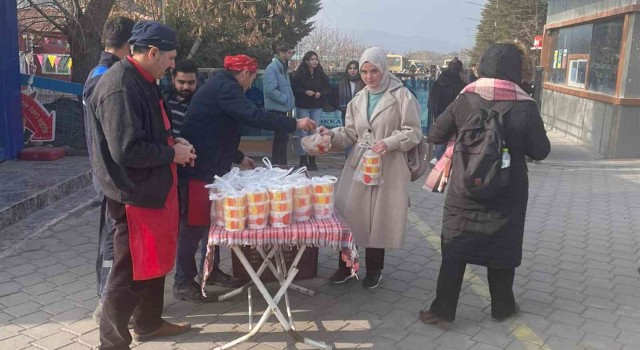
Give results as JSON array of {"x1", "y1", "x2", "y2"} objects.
[
  {"x1": 128, "y1": 21, "x2": 178, "y2": 51},
  {"x1": 359, "y1": 47, "x2": 402, "y2": 94},
  {"x1": 338, "y1": 60, "x2": 365, "y2": 108},
  {"x1": 477, "y1": 43, "x2": 522, "y2": 84},
  {"x1": 224, "y1": 55, "x2": 258, "y2": 73}
]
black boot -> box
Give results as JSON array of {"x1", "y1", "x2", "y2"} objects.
[
  {"x1": 308, "y1": 156, "x2": 318, "y2": 171},
  {"x1": 298, "y1": 155, "x2": 308, "y2": 169}
]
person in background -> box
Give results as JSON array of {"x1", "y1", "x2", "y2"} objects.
[
  {"x1": 82, "y1": 15, "x2": 135, "y2": 324},
  {"x1": 337, "y1": 60, "x2": 365, "y2": 128},
  {"x1": 419, "y1": 43, "x2": 550, "y2": 329},
  {"x1": 427, "y1": 58, "x2": 466, "y2": 165},
  {"x1": 466, "y1": 63, "x2": 478, "y2": 83},
  {"x1": 175, "y1": 55, "x2": 316, "y2": 301},
  {"x1": 89, "y1": 21, "x2": 195, "y2": 348},
  {"x1": 166, "y1": 59, "x2": 198, "y2": 137},
  {"x1": 263, "y1": 42, "x2": 296, "y2": 166},
  {"x1": 292, "y1": 50, "x2": 331, "y2": 171},
  {"x1": 318, "y1": 47, "x2": 422, "y2": 290}
]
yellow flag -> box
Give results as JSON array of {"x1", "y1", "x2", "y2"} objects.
[
  {"x1": 47, "y1": 55, "x2": 56, "y2": 67},
  {"x1": 68, "y1": 58, "x2": 72, "y2": 69}
]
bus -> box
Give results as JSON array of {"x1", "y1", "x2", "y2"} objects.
[{"x1": 387, "y1": 54, "x2": 409, "y2": 73}]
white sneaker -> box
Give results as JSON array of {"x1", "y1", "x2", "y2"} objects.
[{"x1": 430, "y1": 157, "x2": 438, "y2": 166}]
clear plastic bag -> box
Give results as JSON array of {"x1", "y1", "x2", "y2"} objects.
[
  {"x1": 301, "y1": 132, "x2": 332, "y2": 156},
  {"x1": 354, "y1": 149, "x2": 383, "y2": 186}
]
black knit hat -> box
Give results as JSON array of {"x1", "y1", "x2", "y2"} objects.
[
  {"x1": 478, "y1": 43, "x2": 522, "y2": 83},
  {"x1": 128, "y1": 21, "x2": 178, "y2": 51}
]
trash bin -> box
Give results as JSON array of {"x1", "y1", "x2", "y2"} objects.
[{"x1": 231, "y1": 245, "x2": 318, "y2": 283}]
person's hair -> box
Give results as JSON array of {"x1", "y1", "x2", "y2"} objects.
[
  {"x1": 345, "y1": 60, "x2": 359, "y2": 72},
  {"x1": 173, "y1": 59, "x2": 197, "y2": 77},
  {"x1": 447, "y1": 58, "x2": 463, "y2": 74},
  {"x1": 508, "y1": 40, "x2": 535, "y2": 83},
  {"x1": 103, "y1": 16, "x2": 135, "y2": 49},
  {"x1": 132, "y1": 45, "x2": 151, "y2": 54},
  {"x1": 296, "y1": 51, "x2": 323, "y2": 76},
  {"x1": 272, "y1": 41, "x2": 294, "y2": 54}
]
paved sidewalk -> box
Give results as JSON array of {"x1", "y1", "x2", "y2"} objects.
[{"x1": 1, "y1": 132, "x2": 639, "y2": 349}]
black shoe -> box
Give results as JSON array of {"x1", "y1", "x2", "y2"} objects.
[
  {"x1": 329, "y1": 268, "x2": 356, "y2": 284},
  {"x1": 362, "y1": 270, "x2": 382, "y2": 290},
  {"x1": 206, "y1": 267, "x2": 243, "y2": 288},
  {"x1": 173, "y1": 281, "x2": 212, "y2": 303},
  {"x1": 491, "y1": 303, "x2": 521, "y2": 322},
  {"x1": 298, "y1": 155, "x2": 308, "y2": 169},
  {"x1": 308, "y1": 156, "x2": 318, "y2": 171}
]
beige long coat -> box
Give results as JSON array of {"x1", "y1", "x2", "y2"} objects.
[{"x1": 331, "y1": 79, "x2": 422, "y2": 249}]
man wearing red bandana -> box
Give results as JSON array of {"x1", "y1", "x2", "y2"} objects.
[{"x1": 173, "y1": 55, "x2": 317, "y2": 302}]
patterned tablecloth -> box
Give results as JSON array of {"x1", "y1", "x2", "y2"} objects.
[{"x1": 202, "y1": 212, "x2": 359, "y2": 287}]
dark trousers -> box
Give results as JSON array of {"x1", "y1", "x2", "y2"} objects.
[
  {"x1": 339, "y1": 248, "x2": 385, "y2": 272},
  {"x1": 174, "y1": 179, "x2": 220, "y2": 286},
  {"x1": 434, "y1": 143, "x2": 446, "y2": 160},
  {"x1": 429, "y1": 259, "x2": 516, "y2": 322},
  {"x1": 96, "y1": 195, "x2": 115, "y2": 301},
  {"x1": 100, "y1": 198, "x2": 165, "y2": 350},
  {"x1": 270, "y1": 111, "x2": 290, "y2": 166}
]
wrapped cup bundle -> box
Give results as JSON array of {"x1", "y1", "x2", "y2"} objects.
[
  {"x1": 245, "y1": 187, "x2": 269, "y2": 230},
  {"x1": 267, "y1": 184, "x2": 293, "y2": 228},
  {"x1": 360, "y1": 151, "x2": 383, "y2": 185},
  {"x1": 292, "y1": 181, "x2": 313, "y2": 222},
  {"x1": 312, "y1": 176, "x2": 337, "y2": 219},
  {"x1": 221, "y1": 192, "x2": 247, "y2": 232}
]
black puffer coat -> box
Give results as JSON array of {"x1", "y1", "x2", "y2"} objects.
[
  {"x1": 428, "y1": 93, "x2": 550, "y2": 268},
  {"x1": 428, "y1": 70, "x2": 467, "y2": 123}
]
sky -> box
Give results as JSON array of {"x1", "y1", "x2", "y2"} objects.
[{"x1": 312, "y1": 0, "x2": 488, "y2": 53}]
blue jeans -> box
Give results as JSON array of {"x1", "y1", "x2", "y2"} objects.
[
  {"x1": 434, "y1": 143, "x2": 446, "y2": 160},
  {"x1": 295, "y1": 108, "x2": 323, "y2": 156},
  {"x1": 174, "y1": 179, "x2": 219, "y2": 286}
]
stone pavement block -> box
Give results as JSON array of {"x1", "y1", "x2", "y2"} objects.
[
  {"x1": 40, "y1": 299, "x2": 78, "y2": 315},
  {"x1": 4, "y1": 301, "x2": 42, "y2": 318},
  {"x1": 31, "y1": 331, "x2": 75, "y2": 349},
  {"x1": 544, "y1": 323, "x2": 584, "y2": 341},
  {"x1": 50, "y1": 307, "x2": 90, "y2": 325},
  {"x1": 10, "y1": 310, "x2": 51, "y2": 329},
  {"x1": 397, "y1": 332, "x2": 440, "y2": 350},
  {"x1": 371, "y1": 321, "x2": 409, "y2": 342},
  {"x1": 541, "y1": 335, "x2": 581, "y2": 350},
  {"x1": 58, "y1": 343, "x2": 91, "y2": 350},
  {"x1": 469, "y1": 343, "x2": 504, "y2": 350},
  {"x1": 0, "y1": 291, "x2": 31, "y2": 307},
  {"x1": 579, "y1": 333, "x2": 622, "y2": 350},
  {"x1": 521, "y1": 290, "x2": 554, "y2": 305},
  {"x1": 21, "y1": 321, "x2": 64, "y2": 339},
  {"x1": 434, "y1": 330, "x2": 477, "y2": 350},
  {"x1": 133, "y1": 339, "x2": 176, "y2": 350},
  {"x1": 0, "y1": 281, "x2": 22, "y2": 298},
  {"x1": 400, "y1": 286, "x2": 432, "y2": 301},
  {"x1": 76, "y1": 328, "x2": 99, "y2": 348},
  {"x1": 546, "y1": 309, "x2": 585, "y2": 327},
  {"x1": 14, "y1": 272, "x2": 48, "y2": 287},
  {"x1": 0, "y1": 323, "x2": 25, "y2": 341},
  {"x1": 549, "y1": 298, "x2": 587, "y2": 315},
  {"x1": 1, "y1": 334, "x2": 35, "y2": 349},
  {"x1": 505, "y1": 340, "x2": 544, "y2": 350},
  {"x1": 23, "y1": 281, "x2": 58, "y2": 296},
  {"x1": 61, "y1": 318, "x2": 98, "y2": 336}
]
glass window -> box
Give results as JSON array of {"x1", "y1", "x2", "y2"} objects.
[
  {"x1": 546, "y1": 17, "x2": 624, "y2": 95},
  {"x1": 587, "y1": 19, "x2": 624, "y2": 95},
  {"x1": 40, "y1": 55, "x2": 71, "y2": 75}
]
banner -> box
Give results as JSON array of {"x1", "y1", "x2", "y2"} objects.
[
  {"x1": 36, "y1": 54, "x2": 44, "y2": 66},
  {"x1": 68, "y1": 58, "x2": 72, "y2": 69},
  {"x1": 47, "y1": 55, "x2": 55, "y2": 67},
  {"x1": 54, "y1": 56, "x2": 61, "y2": 67}
]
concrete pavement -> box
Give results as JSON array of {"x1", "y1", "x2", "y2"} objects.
[{"x1": 0, "y1": 131, "x2": 639, "y2": 349}]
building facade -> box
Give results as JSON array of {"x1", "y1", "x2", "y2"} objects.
[{"x1": 540, "y1": 0, "x2": 640, "y2": 158}]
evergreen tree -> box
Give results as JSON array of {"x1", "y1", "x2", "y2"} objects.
[{"x1": 471, "y1": 0, "x2": 546, "y2": 61}]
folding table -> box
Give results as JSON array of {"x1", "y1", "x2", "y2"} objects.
[{"x1": 202, "y1": 213, "x2": 359, "y2": 350}]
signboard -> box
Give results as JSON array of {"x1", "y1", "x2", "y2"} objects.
[
  {"x1": 532, "y1": 35, "x2": 543, "y2": 50},
  {"x1": 21, "y1": 91, "x2": 56, "y2": 142}
]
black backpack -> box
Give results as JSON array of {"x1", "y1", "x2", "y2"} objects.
[{"x1": 450, "y1": 96, "x2": 517, "y2": 199}]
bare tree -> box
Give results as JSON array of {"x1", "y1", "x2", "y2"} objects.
[
  {"x1": 294, "y1": 25, "x2": 367, "y2": 72},
  {"x1": 19, "y1": 0, "x2": 117, "y2": 83}
]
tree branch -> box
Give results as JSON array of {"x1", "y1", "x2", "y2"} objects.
[{"x1": 25, "y1": 0, "x2": 66, "y2": 33}]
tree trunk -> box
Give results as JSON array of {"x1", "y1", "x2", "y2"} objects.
[{"x1": 66, "y1": 0, "x2": 116, "y2": 84}]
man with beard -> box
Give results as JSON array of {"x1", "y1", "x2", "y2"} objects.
[{"x1": 166, "y1": 59, "x2": 198, "y2": 137}]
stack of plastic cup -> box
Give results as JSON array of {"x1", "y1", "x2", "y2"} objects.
[
  {"x1": 222, "y1": 193, "x2": 247, "y2": 232},
  {"x1": 293, "y1": 183, "x2": 313, "y2": 222},
  {"x1": 246, "y1": 189, "x2": 269, "y2": 230},
  {"x1": 361, "y1": 152, "x2": 382, "y2": 185},
  {"x1": 312, "y1": 179, "x2": 335, "y2": 220},
  {"x1": 268, "y1": 186, "x2": 293, "y2": 227}
]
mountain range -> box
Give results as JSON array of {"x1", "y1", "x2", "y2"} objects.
[{"x1": 348, "y1": 28, "x2": 469, "y2": 55}]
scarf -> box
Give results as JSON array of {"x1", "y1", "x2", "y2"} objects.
[
  {"x1": 460, "y1": 78, "x2": 534, "y2": 101},
  {"x1": 359, "y1": 47, "x2": 403, "y2": 94}
]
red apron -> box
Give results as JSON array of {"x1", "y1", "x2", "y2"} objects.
[
  {"x1": 125, "y1": 100, "x2": 179, "y2": 281},
  {"x1": 188, "y1": 179, "x2": 211, "y2": 226}
]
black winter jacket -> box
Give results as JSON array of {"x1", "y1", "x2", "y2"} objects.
[
  {"x1": 428, "y1": 70, "x2": 467, "y2": 123},
  {"x1": 89, "y1": 58, "x2": 176, "y2": 208},
  {"x1": 429, "y1": 93, "x2": 550, "y2": 268},
  {"x1": 180, "y1": 71, "x2": 297, "y2": 183},
  {"x1": 291, "y1": 68, "x2": 331, "y2": 109}
]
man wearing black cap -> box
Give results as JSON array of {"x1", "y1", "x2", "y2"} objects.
[
  {"x1": 82, "y1": 15, "x2": 135, "y2": 324},
  {"x1": 89, "y1": 21, "x2": 195, "y2": 349}
]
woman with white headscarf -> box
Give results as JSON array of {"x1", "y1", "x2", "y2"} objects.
[{"x1": 318, "y1": 47, "x2": 422, "y2": 289}]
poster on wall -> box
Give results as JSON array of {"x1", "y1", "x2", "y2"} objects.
[
  {"x1": 556, "y1": 49, "x2": 563, "y2": 69},
  {"x1": 561, "y1": 49, "x2": 568, "y2": 69},
  {"x1": 553, "y1": 50, "x2": 558, "y2": 69}
]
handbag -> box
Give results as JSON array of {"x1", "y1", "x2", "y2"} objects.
[{"x1": 423, "y1": 140, "x2": 454, "y2": 193}]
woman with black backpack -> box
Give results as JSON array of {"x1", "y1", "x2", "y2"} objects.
[{"x1": 419, "y1": 43, "x2": 551, "y2": 329}]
